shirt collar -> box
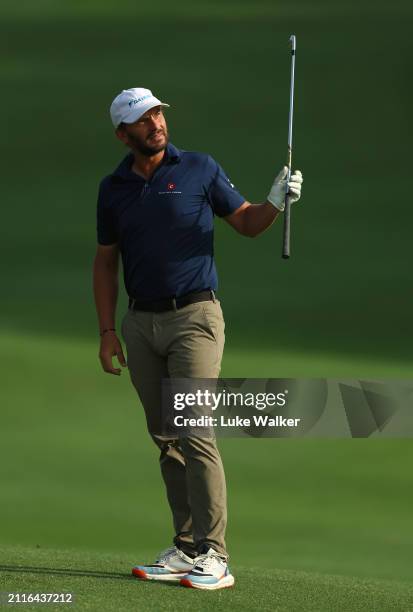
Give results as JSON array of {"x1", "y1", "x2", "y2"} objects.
[
  {"x1": 165, "y1": 142, "x2": 181, "y2": 163},
  {"x1": 111, "y1": 142, "x2": 181, "y2": 181}
]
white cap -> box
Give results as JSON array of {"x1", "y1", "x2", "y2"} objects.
[{"x1": 110, "y1": 87, "x2": 170, "y2": 128}]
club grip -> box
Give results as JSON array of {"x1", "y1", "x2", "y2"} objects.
[{"x1": 282, "y1": 195, "x2": 291, "y2": 259}]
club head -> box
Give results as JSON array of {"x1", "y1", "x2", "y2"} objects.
[{"x1": 289, "y1": 35, "x2": 296, "y2": 51}]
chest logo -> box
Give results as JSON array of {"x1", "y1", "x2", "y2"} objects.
[{"x1": 158, "y1": 182, "x2": 182, "y2": 195}]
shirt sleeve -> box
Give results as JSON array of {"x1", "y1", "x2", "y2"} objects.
[
  {"x1": 96, "y1": 179, "x2": 118, "y2": 245},
  {"x1": 206, "y1": 156, "x2": 246, "y2": 217}
]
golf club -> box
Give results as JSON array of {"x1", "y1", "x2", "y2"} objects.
[{"x1": 282, "y1": 34, "x2": 296, "y2": 259}]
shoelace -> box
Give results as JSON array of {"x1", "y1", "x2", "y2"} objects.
[
  {"x1": 194, "y1": 552, "x2": 223, "y2": 571},
  {"x1": 155, "y1": 546, "x2": 177, "y2": 564}
]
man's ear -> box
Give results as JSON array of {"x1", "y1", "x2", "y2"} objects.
[{"x1": 115, "y1": 126, "x2": 128, "y2": 145}]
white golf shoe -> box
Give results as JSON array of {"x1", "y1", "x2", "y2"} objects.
[
  {"x1": 132, "y1": 545, "x2": 195, "y2": 582},
  {"x1": 180, "y1": 547, "x2": 235, "y2": 590}
]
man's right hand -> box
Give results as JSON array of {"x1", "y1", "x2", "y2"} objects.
[{"x1": 99, "y1": 331, "x2": 128, "y2": 375}]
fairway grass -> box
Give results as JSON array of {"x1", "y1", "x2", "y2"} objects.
[
  {"x1": 2, "y1": 2, "x2": 413, "y2": 609},
  {"x1": 2, "y1": 330, "x2": 413, "y2": 586},
  {"x1": 2, "y1": 330, "x2": 412, "y2": 379},
  {"x1": 1, "y1": 545, "x2": 412, "y2": 612}
]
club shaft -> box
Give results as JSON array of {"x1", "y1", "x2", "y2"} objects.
[{"x1": 282, "y1": 35, "x2": 296, "y2": 259}]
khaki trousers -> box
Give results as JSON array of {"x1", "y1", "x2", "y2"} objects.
[{"x1": 121, "y1": 299, "x2": 228, "y2": 558}]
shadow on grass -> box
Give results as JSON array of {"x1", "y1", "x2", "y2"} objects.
[{"x1": 0, "y1": 565, "x2": 179, "y2": 587}]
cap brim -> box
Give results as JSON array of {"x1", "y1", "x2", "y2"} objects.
[{"x1": 122, "y1": 101, "x2": 170, "y2": 126}]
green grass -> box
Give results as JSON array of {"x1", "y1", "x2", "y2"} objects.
[
  {"x1": 1, "y1": 1, "x2": 413, "y2": 609},
  {"x1": 2, "y1": 333, "x2": 413, "y2": 590},
  {"x1": 2, "y1": 546, "x2": 413, "y2": 612},
  {"x1": 1, "y1": 0, "x2": 412, "y2": 363}
]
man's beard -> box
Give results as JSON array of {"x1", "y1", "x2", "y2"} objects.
[{"x1": 127, "y1": 129, "x2": 169, "y2": 157}]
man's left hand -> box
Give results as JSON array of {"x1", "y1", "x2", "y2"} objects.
[{"x1": 267, "y1": 166, "x2": 304, "y2": 211}]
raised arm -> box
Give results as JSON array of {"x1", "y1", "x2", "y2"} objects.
[
  {"x1": 224, "y1": 201, "x2": 279, "y2": 238},
  {"x1": 224, "y1": 167, "x2": 303, "y2": 237}
]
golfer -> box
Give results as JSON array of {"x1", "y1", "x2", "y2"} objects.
[{"x1": 93, "y1": 87, "x2": 303, "y2": 590}]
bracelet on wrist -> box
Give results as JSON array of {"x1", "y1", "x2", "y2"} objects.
[{"x1": 100, "y1": 328, "x2": 116, "y2": 337}]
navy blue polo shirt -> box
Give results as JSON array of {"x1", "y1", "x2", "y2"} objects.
[{"x1": 96, "y1": 143, "x2": 246, "y2": 299}]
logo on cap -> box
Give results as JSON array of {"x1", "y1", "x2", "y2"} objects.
[
  {"x1": 128, "y1": 94, "x2": 152, "y2": 108},
  {"x1": 168, "y1": 183, "x2": 176, "y2": 191}
]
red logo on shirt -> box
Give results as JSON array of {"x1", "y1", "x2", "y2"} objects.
[{"x1": 167, "y1": 183, "x2": 176, "y2": 191}]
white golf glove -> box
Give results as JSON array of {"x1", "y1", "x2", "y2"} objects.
[{"x1": 267, "y1": 166, "x2": 303, "y2": 211}]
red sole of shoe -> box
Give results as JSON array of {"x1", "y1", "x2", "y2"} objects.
[{"x1": 132, "y1": 568, "x2": 148, "y2": 580}]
